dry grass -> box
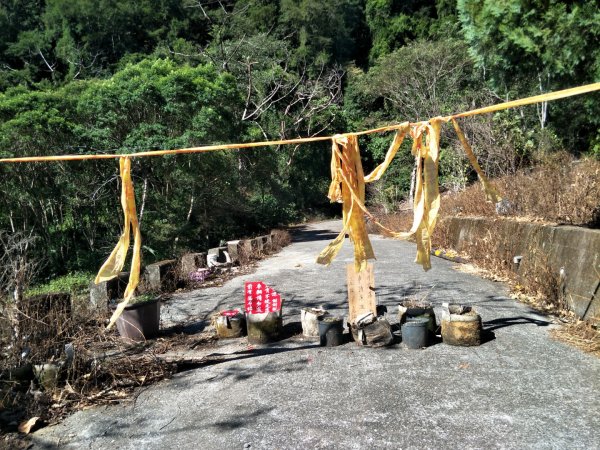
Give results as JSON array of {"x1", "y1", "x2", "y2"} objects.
[
  {"x1": 369, "y1": 154, "x2": 600, "y2": 240},
  {"x1": 271, "y1": 229, "x2": 292, "y2": 251},
  {"x1": 0, "y1": 300, "x2": 222, "y2": 435},
  {"x1": 366, "y1": 205, "x2": 414, "y2": 236},
  {"x1": 438, "y1": 152, "x2": 600, "y2": 226},
  {"x1": 0, "y1": 300, "x2": 179, "y2": 431},
  {"x1": 550, "y1": 320, "x2": 600, "y2": 357}
]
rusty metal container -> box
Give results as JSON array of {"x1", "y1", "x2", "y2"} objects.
[
  {"x1": 441, "y1": 303, "x2": 482, "y2": 346},
  {"x1": 214, "y1": 309, "x2": 246, "y2": 338}
]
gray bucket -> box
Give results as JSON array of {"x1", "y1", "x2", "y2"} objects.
[
  {"x1": 318, "y1": 316, "x2": 344, "y2": 347},
  {"x1": 398, "y1": 301, "x2": 436, "y2": 334},
  {"x1": 401, "y1": 317, "x2": 429, "y2": 349}
]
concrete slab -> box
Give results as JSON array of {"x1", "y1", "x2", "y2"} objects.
[
  {"x1": 179, "y1": 253, "x2": 207, "y2": 279},
  {"x1": 33, "y1": 221, "x2": 600, "y2": 449},
  {"x1": 89, "y1": 272, "x2": 129, "y2": 308},
  {"x1": 143, "y1": 260, "x2": 177, "y2": 292}
]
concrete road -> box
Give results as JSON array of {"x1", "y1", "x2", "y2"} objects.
[{"x1": 33, "y1": 221, "x2": 600, "y2": 449}]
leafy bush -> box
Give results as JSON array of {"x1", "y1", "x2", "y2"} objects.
[{"x1": 26, "y1": 271, "x2": 93, "y2": 297}]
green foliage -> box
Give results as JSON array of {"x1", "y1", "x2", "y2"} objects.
[
  {"x1": 26, "y1": 271, "x2": 93, "y2": 297},
  {"x1": 366, "y1": 0, "x2": 458, "y2": 62},
  {"x1": 0, "y1": 0, "x2": 210, "y2": 86},
  {"x1": 458, "y1": 0, "x2": 599, "y2": 89},
  {"x1": 278, "y1": 0, "x2": 364, "y2": 65},
  {"x1": 130, "y1": 293, "x2": 157, "y2": 304},
  {"x1": 457, "y1": 0, "x2": 600, "y2": 151},
  {"x1": 347, "y1": 39, "x2": 491, "y2": 195}
]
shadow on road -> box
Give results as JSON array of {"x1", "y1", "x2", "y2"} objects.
[
  {"x1": 483, "y1": 316, "x2": 550, "y2": 332},
  {"x1": 290, "y1": 225, "x2": 339, "y2": 243},
  {"x1": 176, "y1": 342, "x2": 319, "y2": 374}
]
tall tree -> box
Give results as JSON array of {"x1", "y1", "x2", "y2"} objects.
[{"x1": 458, "y1": 0, "x2": 600, "y2": 148}]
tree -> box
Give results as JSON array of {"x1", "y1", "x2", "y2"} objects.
[
  {"x1": 278, "y1": 0, "x2": 365, "y2": 65},
  {"x1": 458, "y1": 0, "x2": 600, "y2": 148},
  {"x1": 365, "y1": 0, "x2": 458, "y2": 62}
]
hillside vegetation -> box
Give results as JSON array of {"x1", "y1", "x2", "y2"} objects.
[{"x1": 0, "y1": 0, "x2": 598, "y2": 286}]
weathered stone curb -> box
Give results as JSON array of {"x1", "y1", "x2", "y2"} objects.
[{"x1": 90, "y1": 230, "x2": 287, "y2": 305}]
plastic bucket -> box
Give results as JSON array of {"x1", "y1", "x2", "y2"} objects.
[
  {"x1": 398, "y1": 301, "x2": 437, "y2": 334},
  {"x1": 115, "y1": 299, "x2": 160, "y2": 342},
  {"x1": 401, "y1": 317, "x2": 429, "y2": 349},
  {"x1": 318, "y1": 316, "x2": 344, "y2": 347}
]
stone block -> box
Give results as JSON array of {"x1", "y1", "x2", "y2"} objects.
[
  {"x1": 89, "y1": 272, "x2": 129, "y2": 308},
  {"x1": 144, "y1": 259, "x2": 177, "y2": 292},
  {"x1": 180, "y1": 252, "x2": 207, "y2": 278},
  {"x1": 208, "y1": 246, "x2": 229, "y2": 263},
  {"x1": 251, "y1": 238, "x2": 262, "y2": 254},
  {"x1": 226, "y1": 241, "x2": 242, "y2": 264},
  {"x1": 227, "y1": 240, "x2": 253, "y2": 264},
  {"x1": 260, "y1": 234, "x2": 273, "y2": 252}
]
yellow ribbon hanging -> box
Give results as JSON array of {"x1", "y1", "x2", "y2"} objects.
[
  {"x1": 95, "y1": 157, "x2": 142, "y2": 330},
  {"x1": 316, "y1": 118, "x2": 445, "y2": 271},
  {"x1": 451, "y1": 118, "x2": 502, "y2": 203},
  {"x1": 317, "y1": 135, "x2": 375, "y2": 272}
]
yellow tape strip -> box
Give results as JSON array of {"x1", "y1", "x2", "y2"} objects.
[
  {"x1": 0, "y1": 82, "x2": 597, "y2": 164},
  {"x1": 448, "y1": 82, "x2": 600, "y2": 120},
  {"x1": 95, "y1": 157, "x2": 142, "y2": 330},
  {"x1": 317, "y1": 135, "x2": 375, "y2": 272},
  {"x1": 451, "y1": 118, "x2": 502, "y2": 203}
]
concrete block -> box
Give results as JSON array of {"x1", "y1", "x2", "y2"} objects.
[
  {"x1": 208, "y1": 246, "x2": 229, "y2": 263},
  {"x1": 260, "y1": 234, "x2": 273, "y2": 252},
  {"x1": 226, "y1": 241, "x2": 242, "y2": 264},
  {"x1": 251, "y1": 238, "x2": 262, "y2": 254},
  {"x1": 180, "y1": 252, "x2": 207, "y2": 278},
  {"x1": 89, "y1": 272, "x2": 129, "y2": 308},
  {"x1": 144, "y1": 259, "x2": 177, "y2": 291}
]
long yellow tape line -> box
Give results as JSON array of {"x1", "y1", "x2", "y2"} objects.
[{"x1": 0, "y1": 82, "x2": 598, "y2": 163}]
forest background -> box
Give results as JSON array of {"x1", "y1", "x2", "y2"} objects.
[{"x1": 0, "y1": 0, "x2": 598, "y2": 288}]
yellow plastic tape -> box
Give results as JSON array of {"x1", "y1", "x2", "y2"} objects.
[
  {"x1": 317, "y1": 118, "x2": 455, "y2": 271},
  {"x1": 95, "y1": 157, "x2": 142, "y2": 330},
  {"x1": 451, "y1": 118, "x2": 502, "y2": 203},
  {"x1": 317, "y1": 135, "x2": 375, "y2": 272},
  {"x1": 448, "y1": 82, "x2": 600, "y2": 120}
]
